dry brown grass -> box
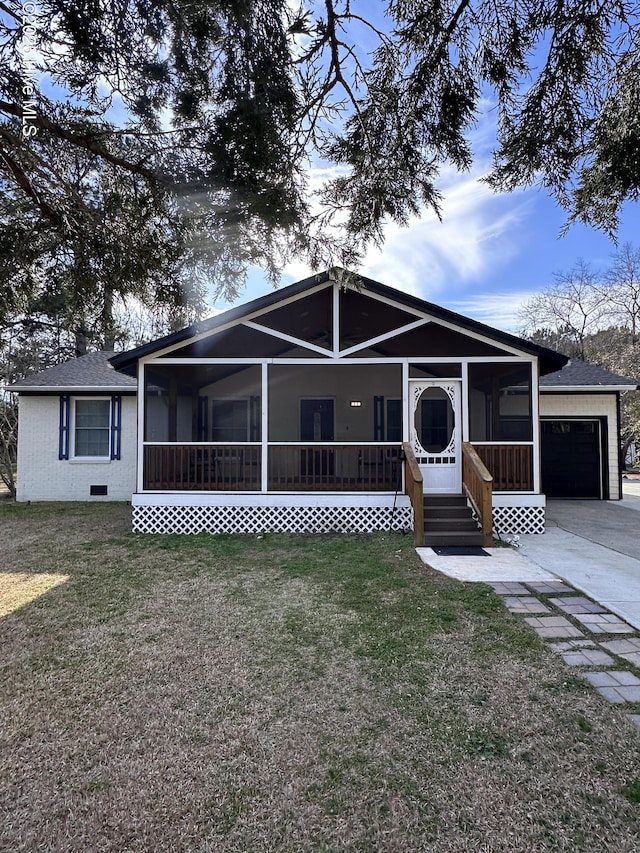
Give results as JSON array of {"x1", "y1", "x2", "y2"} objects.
[{"x1": 1, "y1": 501, "x2": 639, "y2": 851}]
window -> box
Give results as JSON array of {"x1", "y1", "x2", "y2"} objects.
[
  {"x1": 74, "y1": 399, "x2": 111, "y2": 457},
  {"x1": 59, "y1": 396, "x2": 121, "y2": 460},
  {"x1": 386, "y1": 399, "x2": 402, "y2": 441},
  {"x1": 468, "y1": 363, "x2": 533, "y2": 442},
  {"x1": 374, "y1": 397, "x2": 403, "y2": 441},
  {"x1": 211, "y1": 399, "x2": 249, "y2": 442}
]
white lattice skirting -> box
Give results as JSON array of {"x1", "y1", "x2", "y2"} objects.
[
  {"x1": 492, "y1": 505, "x2": 545, "y2": 535},
  {"x1": 132, "y1": 504, "x2": 414, "y2": 535}
]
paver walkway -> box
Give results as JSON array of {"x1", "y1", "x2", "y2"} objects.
[{"x1": 489, "y1": 579, "x2": 640, "y2": 730}]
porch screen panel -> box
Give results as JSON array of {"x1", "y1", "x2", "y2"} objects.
[
  {"x1": 468, "y1": 363, "x2": 533, "y2": 442},
  {"x1": 211, "y1": 399, "x2": 249, "y2": 442}
]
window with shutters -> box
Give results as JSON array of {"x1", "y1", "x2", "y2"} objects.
[{"x1": 62, "y1": 397, "x2": 122, "y2": 460}]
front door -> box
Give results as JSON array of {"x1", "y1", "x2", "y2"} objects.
[
  {"x1": 300, "y1": 399, "x2": 335, "y2": 477},
  {"x1": 409, "y1": 380, "x2": 461, "y2": 493}
]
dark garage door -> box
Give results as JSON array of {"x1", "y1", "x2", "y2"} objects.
[{"x1": 541, "y1": 421, "x2": 603, "y2": 498}]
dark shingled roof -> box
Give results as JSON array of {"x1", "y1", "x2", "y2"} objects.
[
  {"x1": 540, "y1": 360, "x2": 639, "y2": 389},
  {"x1": 11, "y1": 351, "x2": 137, "y2": 391}
]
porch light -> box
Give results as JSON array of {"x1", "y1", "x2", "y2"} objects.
[{"x1": 350, "y1": 400, "x2": 363, "y2": 407}]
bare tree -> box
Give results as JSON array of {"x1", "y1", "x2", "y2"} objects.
[
  {"x1": 0, "y1": 392, "x2": 17, "y2": 498},
  {"x1": 522, "y1": 247, "x2": 640, "y2": 466},
  {"x1": 520, "y1": 260, "x2": 609, "y2": 359},
  {"x1": 603, "y1": 243, "x2": 640, "y2": 345}
]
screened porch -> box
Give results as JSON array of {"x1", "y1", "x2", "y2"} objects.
[{"x1": 140, "y1": 358, "x2": 537, "y2": 494}]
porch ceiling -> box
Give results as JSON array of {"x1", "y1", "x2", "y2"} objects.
[{"x1": 146, "y1": 363, "x2": 255, "y2": 391}]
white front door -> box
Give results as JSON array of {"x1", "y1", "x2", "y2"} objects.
[{"x1": 409, "y1": 380, "x2": 462, "y2": 493}]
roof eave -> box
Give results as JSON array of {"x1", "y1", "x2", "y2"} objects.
[
  {"x1": 540, "y1": 384, "x2": 639, "y2": 392},
  {"x1": 13, "y1": 385, "x2": 136, "y2": 393}
]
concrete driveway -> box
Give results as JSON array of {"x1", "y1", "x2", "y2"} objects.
[{"x1": 518, "y1": 480, "x2": 640, "y2": 630}]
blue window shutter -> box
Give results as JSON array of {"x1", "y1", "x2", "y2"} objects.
[
  {"x1": 250, "y1": 395, "x2": 260, "y2": 441},
  {"x1": 374, "y1": 396, "x2": 384, "y2": 441},
  {"x1": 59, "y1": 396, "x2": 70, "y2": 460},
  {"x1": 110, "y1": 395, "x2": 122, "y2": 460},
  {"x1": 197, "y1": 396, "x2": 209, "y2": 441}
]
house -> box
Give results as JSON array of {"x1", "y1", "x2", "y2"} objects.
[{"x1": 12, "y1": 271, "x2": 639, "y2": 543}]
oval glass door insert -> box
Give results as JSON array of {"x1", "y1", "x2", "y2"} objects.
[{"x1": 415, "y1": 387, "x2": 454, "y2": 453}]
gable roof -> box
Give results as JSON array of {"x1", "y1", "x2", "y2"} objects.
[
  {"x1": 110, "y1": 270, "x2": 568, "y2": 375},
  {"x1": 540, "y1": 360, "x2": 639, "y2": 391},
  {"x1": 11, "y1": 351, "x2": 138, "y2": 393}
]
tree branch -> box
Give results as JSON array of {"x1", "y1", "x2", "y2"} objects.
[
  {"x1": 0, "y1": 133, "x2": 66, "y2": 231},
  {"x1": 0, "y1": 100, "x2": 161, "y2": 183}
]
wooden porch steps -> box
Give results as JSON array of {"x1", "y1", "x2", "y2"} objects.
[{"x1": 422, "y1": 494, "x2": 483, "y2": 547}]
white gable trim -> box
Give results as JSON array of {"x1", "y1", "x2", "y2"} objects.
[
  {"x1": 338, "y1": 318, "x2": 429, "y2": 357},
  {"x1": 138, "y1": 278, "x2": 536, "y2": 365},
  {"x1": 144, "y1": 281, "x2": 334, "y2": 360},
  {"x1": 342, "y1": 286, "x2": 529, "y2": 358},
  {"x1": 242, "y1": 320, "x2": 331, "y2": 356}
]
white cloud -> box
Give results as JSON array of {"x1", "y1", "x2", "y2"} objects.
[
  {"x1": 445, "y1": 291, "x2": 539, "y2": 334},
  {"x1": 361, "y1": 171, "x2": 532, "y2": 301}
]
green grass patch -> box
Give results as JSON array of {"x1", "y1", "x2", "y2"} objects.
[{"x1": 1, "y1": 502, "x2": 640, "y2": 851}]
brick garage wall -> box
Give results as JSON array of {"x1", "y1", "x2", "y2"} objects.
[
  {"x1": 539, "y1": 393, "x2": 619, "y2": 499},
  {"x1": 16, "y1": 396, "x2": 137, "y2": 502}
]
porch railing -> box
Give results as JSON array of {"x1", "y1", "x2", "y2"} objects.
[
  {"x1": 402, "y1": 442, "x2": 424, "y2": 547},
  {"x1": 143, "y1": 444, "x2": 261, "y2": 491},
  {"x1": 472, "y1": 443, "x2": 534, "y2": 491},
  {"x1": 143, "y1": 443, "x2": 402, "y2": 492},
  {"x1": 267, "y1": 444, "x2": 401, "y2": 491},
  {"x1": 462, "y1": 442, "x2": 493, "y2": 547}
]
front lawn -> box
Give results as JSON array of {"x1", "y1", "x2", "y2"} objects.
[{"x1": 1, "y1": 502, "x2": 639, "y2": 851}]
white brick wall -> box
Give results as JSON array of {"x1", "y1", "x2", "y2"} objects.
[
  {"x1": 539, "y1": 393, "x2": 620, "y2": 499},
  {"x1": 16, "y1": 395, "x2": 137, "y2": 502}
]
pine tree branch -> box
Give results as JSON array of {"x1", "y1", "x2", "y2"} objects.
[
  {"x1": 0, "y1": 100, "x2": 160, "y2": 182},
  {"x1": 0, "y1": 132, "x2": 66, "y2": 231}
]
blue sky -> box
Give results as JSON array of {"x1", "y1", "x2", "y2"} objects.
[
  {"x1": 9, "y1": 2, "x2": 635, "y2": 336},
  {"x1": 207, "y1": 8, "x2": 640, "y2": 336},
  {"x1": 213, "y1": 163, "x2": 639, "y2": 336}
]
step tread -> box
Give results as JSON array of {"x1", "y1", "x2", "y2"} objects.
[{"x1": 424, "y1": 533, "x2": 484, "y2": 546}]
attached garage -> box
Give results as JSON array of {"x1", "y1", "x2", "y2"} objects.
[
  {"x1": 539, "y1": 362, "x2": 638, "y2": 501},
  {"x1": 541, "y1": 419, "x2": 605, "y2": 499}
]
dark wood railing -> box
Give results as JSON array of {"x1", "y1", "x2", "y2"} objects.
[
  {"x1": 473, "y1": 444, "x2": 534, "y2": 491},
  {"x1": 268, "y1": 444, "x2": 401, "y2": 491},
  {"x1": 143, "y1": 444, "x2": 261, "y2": 491},
  {"x1": 462, "y1": 442, "x2": 493, "y2": 547},
  {"x1": 402, "y1": 442, "x2": 424, "y2": 547}
]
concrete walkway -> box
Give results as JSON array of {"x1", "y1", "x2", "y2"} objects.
[
  {"x1": 418, "y1": 480, "x2": 640, "y2": 727},
  {"x1": 519, "y1": 481, "x2": 640, "y2": 631},
  {"x1": 417, "y1": 480, "x2": 640, "y2": 630}
]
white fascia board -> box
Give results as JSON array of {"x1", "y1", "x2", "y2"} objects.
[
  {"x1": 14, "y1": 385, "x2": 136, "y2": 393},
  {"x1": 492, "y1": 494, "x2": 546, "y2": 507},
  {"x1": 133, "y1": 492, "x2": 412, "y2": 508},
  {"x1": 540, "y1": 385, "x2": 635, "y2": 392}
]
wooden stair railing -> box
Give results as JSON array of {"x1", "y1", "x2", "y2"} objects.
[
  {"x1": 462, "y1": 442, "x2": 493, "y2": 547},
  {"x1": 402, "y1": 442, "x2": 424, "y2": 546}
]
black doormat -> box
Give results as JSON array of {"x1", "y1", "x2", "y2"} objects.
[{"x1": 432, "y1": 546, "x2": 490, "y2": 556}]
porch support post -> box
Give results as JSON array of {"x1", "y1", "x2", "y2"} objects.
[
  {"x1": 332, "y1": 282, "x2": 340, "y2": 357},
  {"x1": 531, "y1": 359, "x2": 541, "y2": 493},
  {"x1": 402, "y1": 360, "x2": 409, "y2": 493},
  {"x1": 261, "y1": 362, "x2": 268, "y2": 492},
  {"x1": 461, "y1": 360, "x2": 469, "y2": 442},
  {"x1": 402, "y1": 361, "x2": 409, "y2": 442},
  {"x1": 137, "y1": 361, "x2": 145, "y2": 492}
]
